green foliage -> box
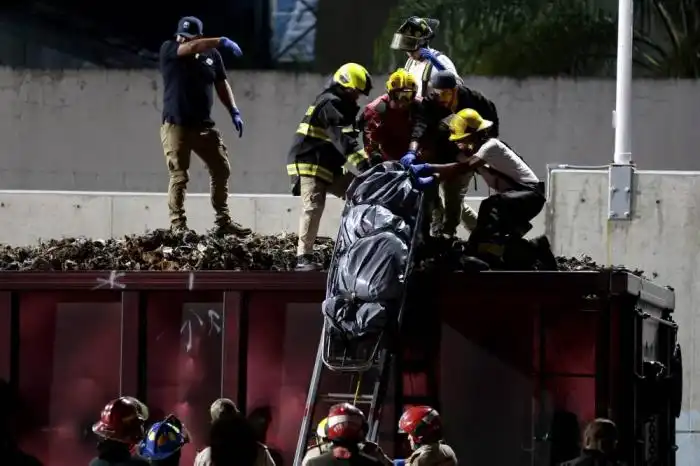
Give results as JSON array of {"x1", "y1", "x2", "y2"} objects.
[
  {"x1": 473, "y1": 1, "x2": 617, "y2": 77},
  {"x1": 375, "y1": 0, "x2": 617, "y2": 77},
  {"x1": 375, "y1": 0, "x2": 700, "y2": 77},
  {"x1": 633, "y1": 0, "x2": 700, "y2": 77}
]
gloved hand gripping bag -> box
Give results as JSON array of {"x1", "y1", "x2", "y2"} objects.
[
  {"x1": 337, "y1": 204, "x2": 412, "y2": 254},
  {"x1": 346, "y1": 162, "x2": 420, "y2": 222},
  {"x1": 336, "y1": 230, "x2": 409, "y2": 302},
  {"x1": 322, "y1": 296, "x2": 388, "y2": 337}
]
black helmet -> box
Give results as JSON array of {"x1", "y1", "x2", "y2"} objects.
[{"x1": 390, "y1": 17, "x2": 440, "y2": 51}]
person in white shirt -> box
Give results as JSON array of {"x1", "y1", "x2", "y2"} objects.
[
  {"x1": 390, "y1": 17, "x2": 462, "y2": 99},
  {"x1": 407, "y1": 108, "x2": 557, "y2": 269},
  {"x1": 389, "y1": 19, "x2": 470, "y2": 236}
]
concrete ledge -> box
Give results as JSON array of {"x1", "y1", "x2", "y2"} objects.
[{"x1": 0, "y1": 190, "x2": 545, "y2": 246}]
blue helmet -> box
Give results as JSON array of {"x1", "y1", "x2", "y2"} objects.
[{"x1": 138, "y1": 419, "x2": 188, "y2": 460}]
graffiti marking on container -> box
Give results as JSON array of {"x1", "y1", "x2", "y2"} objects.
[
  {"x1": 180, "y1": 307, "x2": 222, "y2": 352},
  {"x1": 93, "y1": 270, "x2": 126, "y2": 290}
]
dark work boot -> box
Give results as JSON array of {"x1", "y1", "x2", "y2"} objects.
[
  {"x1": 214, "y1": 220, "x2": 252, "y2": 237},
  {"x1": 531, "y1": 235, "x2": 559, "y2": 270},
  {"x1": 296, "y1": 255, "x2": 321, "y2": 271}
]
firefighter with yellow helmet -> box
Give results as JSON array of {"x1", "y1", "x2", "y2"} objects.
[
  {"x1": 287, "y1": 63, "x2": 373, "y2": 271},
  {"x1": 410, "y1": 108, "x2": 557, "y2": 269},
  {"x1": 359, "y1": 68, "x2": 422, "y2": 163}
]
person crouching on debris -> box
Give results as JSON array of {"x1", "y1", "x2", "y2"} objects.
[
  {"x1": 413, "y1": 108, "x2": 557, "y2": 269},
  {"x1": 305, "y1": 403, "x2": 390, "y2": 466},
  {"x1": 359, "y1": 69, "x2": 421, "y2": 165},
  {"x1": 560, "y1": 418, "x2": 620, "y2": 466},
  {"x1": 398, "y1": 406, "x2": 456, "y2": 466},
  {"x1": 159, "y1": 16, "x2": 251, "y2": 237},
  {"x1": 90, "y1": 397, "x2": 148, "y2": 466},
  {"x1": 138, "y1": 414, "x2": 190, "y2": 466},
  {"x1": 401, "y1": 71, "x2": 498, "y2": 238},
  {"x1": 287, "y1": 63, "x2": 373, "y2": 272},
  {"x1": 194, "y1": 398, "x2": 276, "y2": 466}
]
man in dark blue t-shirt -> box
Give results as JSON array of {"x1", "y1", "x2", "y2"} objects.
[{"x1": 160, "y1": 16, "x2": 250, "y2": 236}]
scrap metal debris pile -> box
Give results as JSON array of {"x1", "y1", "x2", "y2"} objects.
[
  {"x1": 0, "y1": 229, "x2": 643, "y2": 275},
  {"x1": 0, "y1": 230, "x2": 333, "y2": 272}
]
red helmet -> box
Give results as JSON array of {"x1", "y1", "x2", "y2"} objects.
[
  {"x1": 92, "y1": 397, "x2": 145, "y2": 444},
  {"x1": 398, "y1": 406, "x2": 442, "y2": 445},
  {"x1": 327, "y1": 403, "x2": 367, "y2": 444}
]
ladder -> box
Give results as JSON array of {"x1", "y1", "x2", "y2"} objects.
[
  {"x1": 292, "y1": 300, "x2": 442, "y2": 466},
  {"x1": 293, "y1": 195, "x2": 436, "y2": 466}
]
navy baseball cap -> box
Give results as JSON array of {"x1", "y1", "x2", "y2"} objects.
[
  {"x1": 430, "y1": 71, "x2": 458, "y2": 90},
  {"x1": 176, "y1": 16, "x2": 203, "y2": 38}
]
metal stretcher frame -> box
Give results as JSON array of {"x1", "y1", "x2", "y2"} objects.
[{"x1": 293, "y1": 188, "x2": 426, "y2": 466}]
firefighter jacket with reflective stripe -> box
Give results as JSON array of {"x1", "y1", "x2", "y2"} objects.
[{"x1": 287, "y1": 88, "x2": 369, "y2": 186}]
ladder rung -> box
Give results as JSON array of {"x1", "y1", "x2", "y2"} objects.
[{"x1": 320, "y1": 393, "x2": 375, "y2": 404}]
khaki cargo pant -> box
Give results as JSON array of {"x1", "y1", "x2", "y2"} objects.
[
  {"x1": 160, "y1": 123, "x2": 231, "y2": 227},
  {"x1": 297, "y1": 174, "x2": 354, "y2": 256},
  {"x1": 430, "y1": 173, "x2": 479, "y2": 236}
]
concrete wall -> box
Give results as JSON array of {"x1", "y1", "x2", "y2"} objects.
[
  {"x1": 3, "y1": 67, "x2": 700, "y2": 194},
  {"x1": 0, "y1": 190, "x2": 545, "y2": 245},
  {"x1": 548, "y1": 169, "x2": 700, "y2": 466}
]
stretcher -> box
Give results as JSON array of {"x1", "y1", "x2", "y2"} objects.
[{"x1": 293, "y1": 164, "x2": 426, "y2": 466}]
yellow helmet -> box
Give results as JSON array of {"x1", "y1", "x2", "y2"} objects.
[
  {"x1": 333, "y1": 63, "x2": 373, "y2": 95},
  {"x1": 316, "y1": 417, "x2": 329, "y2": 440},
  {"x1": 386, "y1": 68, "x2": 418, "y2": 94},
  {"x1": 448, "y1": 108, "x2": 494, "y2": 141}
]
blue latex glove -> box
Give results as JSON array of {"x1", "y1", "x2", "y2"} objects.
[
  {"x1": 230, "y1": 108, "x2": 244, "y2": 137},
  {"x1": 219, "y1": 37, "x2": 243, "y2": 57},
  {"x1": 393, "y1": 460, "x2": 406, "y2": 466},
  {"x1": 409, "y1": 163, "x2": 435, "y2": 177},
  {"x1": 400, "y1": 150, "x2": 417, "y2": 168},
  {"x1": 417, "y1": 176, "x2": 435, "y2": 187},
  {"x1": 418, "y1": 48, "x2": 446, "y2": 71}
]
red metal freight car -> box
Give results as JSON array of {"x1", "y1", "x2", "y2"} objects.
[{"x1": 0, "y1": 270, "x2": 679, "y2": 466}]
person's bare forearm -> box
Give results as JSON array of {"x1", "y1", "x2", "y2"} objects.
[
  {"x1": 177, "y1": 37, "x2": 221, "y2": 56},
  {"x1": 429, "y1": 161, "x2": 478, "y2": 181},
  {"x1": 215, "y1": 81, "x2": 238, "y2": 113}
]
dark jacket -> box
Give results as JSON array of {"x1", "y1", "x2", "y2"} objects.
[
  {"x1": 412, "y1": 84, "x2": 499, "y2": 147},
  {"x1": 89, "y1": 440, "x2": 149, "y2": 466},
  {"x1": 559, "y1": 449, "x2": 622, "y2": 466},
  {"x1": 0, "y1": 443, "x2": 43, "y2": 466},
  {"x1": 287, "y1": 86, "x2": 369, "y2": 190},
  {"x1": 305, "y1": 448, "x2": 382, "y2": 466}
]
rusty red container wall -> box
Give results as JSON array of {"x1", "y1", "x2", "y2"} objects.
[{"x1": 0, "y1": 271, "x2": 614, "y2": 466}]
